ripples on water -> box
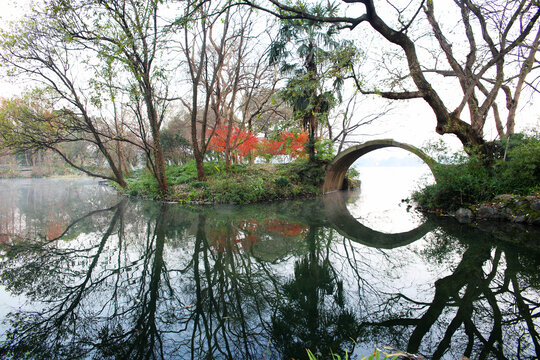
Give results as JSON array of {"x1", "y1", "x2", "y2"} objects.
[{"x1": 0, "y1": 175, "x2": 538, "y2": 360}]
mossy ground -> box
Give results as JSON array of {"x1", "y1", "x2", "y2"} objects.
[{"x1": 121, "y1": 160, "x2": 332, "y2": 204}]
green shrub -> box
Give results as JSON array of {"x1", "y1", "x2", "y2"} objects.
[
  {"x1": 229, "y1": 163, "x2": 248, "y2": 173},
  {"x1": 494, "y1": 135, "x2": 540, "y2": 194},
  {"x1": 344, "y1": 168, "x2": 360, "y2": 189},
  {"x1": 210, "y1": 178, "x2": 250, "y2": 203},
  {"x1": 286, "y1": 159, "x2": 328, "y2": 187},
  {"x1": 125, "y1": 171, "x2": 160, "y2": 197},
  {"x1": 275, "y1": 177, "x2": 290, "y2": 187},
  {"x1": 414, "y1": 134, "x2": 540, "y2": 210},
  {"x1": 190, "y1": 181, "x2": 206, "y2": 189},
  {"x1": 121, "y1": 159, "x2": 324, "y2": 203},
  {"x1": 306, "y1": 348, "x2": 402, "y2": 360},
  {"x1": 314, "y1": 138, "x2": 335, "y2": 162}
]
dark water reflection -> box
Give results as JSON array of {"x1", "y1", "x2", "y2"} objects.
[{"x1": 0, "y1": 178, "x2": 539, "y2": 359}]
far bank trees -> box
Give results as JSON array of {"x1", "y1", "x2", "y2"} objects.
[{"x1": 0, "y1": 0, "x2": 173, "y2": 192}]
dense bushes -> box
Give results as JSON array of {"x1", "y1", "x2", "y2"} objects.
[{"x1": 413, "y1": 134, "x2": 540, "y2": 210}]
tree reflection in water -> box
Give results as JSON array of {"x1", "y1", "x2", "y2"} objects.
[
  {"x1": 271, "y1": 227, "x2": 359, "y2": 360},
  {"x1": 0, "y1": 192, "x2": 538, "y2": 359}
]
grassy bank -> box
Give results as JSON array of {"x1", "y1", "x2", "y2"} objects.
[
  {"x1": 121, "y1": 160, "x2": 350, "y2": 204},
  {"x1": 413, "y1": 133, "x2": 540, "y2": 211}
]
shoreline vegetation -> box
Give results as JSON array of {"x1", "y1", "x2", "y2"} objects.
[
  {"x1": 2, "y1": 133, "x2": 538, "y2": 227},
  {"x1": 0, "y1": 164, "x2": 81, "y2": 178},
  {"x1": 412, "y1": 133, "x2": 540, "y2": 227}
]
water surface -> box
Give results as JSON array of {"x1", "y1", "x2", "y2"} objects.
[{"x1": 0, "y1": 175, "x2": 538, "y2": 360}]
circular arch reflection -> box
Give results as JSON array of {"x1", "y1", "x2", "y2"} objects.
[{"x1": 322, "y1": 191, "x2": 436, "y2": 249}]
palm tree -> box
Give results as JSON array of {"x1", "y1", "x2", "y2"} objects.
[{"x1": 269, "y1": 3, "x2": 354, "y2": 161}]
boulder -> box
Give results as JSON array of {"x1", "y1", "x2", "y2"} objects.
[
  {"x1": 494, "y1": 194, "x2": 514, "y2": 202},
  {"x1": 501, "y1": 207, "x2": 515, "y2": 217},
  {"x1": 512, "y1": 215, "x2": 527, "y2": 224},
  {"x1": 455, "y1": 208, "x2": 474, "y2": 223},
  {"x1": 476, "y1": 206, "x2": 502, "y2": 220},
  {"x1": 531, "y1": 201, "x2": 540, "y2": 211}
]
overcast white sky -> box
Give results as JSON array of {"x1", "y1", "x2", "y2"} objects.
[
  {"x1": 0, "y1": 0, "x2": 30, "y2": 97},
  {"x1": 0, "y1": 0, "x2": 27, "y2": 22},
  {"x1": 0, "y1": 0, "x2": 538, "y2": 164}
]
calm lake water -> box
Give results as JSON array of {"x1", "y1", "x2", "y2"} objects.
[{"x1": 0, "y1": 170, "x2": 538, "y2": 360}]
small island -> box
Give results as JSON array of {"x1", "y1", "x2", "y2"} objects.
[{"x1": 118, "y1": 159, "x2": 343, "y2": 204}]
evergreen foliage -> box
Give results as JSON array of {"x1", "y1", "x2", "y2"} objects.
[
  {"x1": 269, "y1": 3, "x2": 356, "y2": 161},
  {"x1": 413, "y1": 134, "x2": 540, "y2": 210}
]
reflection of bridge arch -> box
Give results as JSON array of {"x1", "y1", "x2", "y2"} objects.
[
  {"x1": 323, "y1": 139, "x2": 437, "y2": 193},
  {"x1": 322, "y1": 191, "x2": 436, "y2": 249}
]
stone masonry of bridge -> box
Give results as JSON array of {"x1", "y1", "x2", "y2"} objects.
[{"x1": 322, "y1": 139, "x2": 438, "y2": 194}]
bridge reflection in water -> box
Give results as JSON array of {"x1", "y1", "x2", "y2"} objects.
[{"x1": 322, "y1": 190, "x2": 435, "y2": 249}]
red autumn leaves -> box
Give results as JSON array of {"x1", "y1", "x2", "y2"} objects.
[
  {"x1": 207, "y1": 125, "x2": 308, "y2": 160},
  {"x1": 208, "y1": 218, "x2": 308, "y2": 252}
]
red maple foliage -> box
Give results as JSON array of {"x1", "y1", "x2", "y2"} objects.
[
  {"x1": 262, "y1": 219, "x2": 307, "y2": 236},
  {"x1": 257, "y1": 131, "x2": 308, "y2": 158},
  {"x1": 207, "y1": 126, "x2": 259, "y2": 160},
  {"x1": 207, "y1": 125, "x2": 308, "y2": 161},
  {"x1": 207, "y1": 218, "x2": 308, "y2": 252},
  {"x1": 46, "y1": 220, "x2": 66, "y2": 240}
]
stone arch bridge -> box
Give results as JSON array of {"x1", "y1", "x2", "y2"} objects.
[{"x1": 323, "y1": 139, "x2": 438, "y2": 194}]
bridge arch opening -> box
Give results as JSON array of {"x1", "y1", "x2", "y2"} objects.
[
  {"x1": 322, "y1": 139, "x2": 437, "y2": 194},
  {"x1": 345, "y1": 148, "x2": 436, "y2": 233}
]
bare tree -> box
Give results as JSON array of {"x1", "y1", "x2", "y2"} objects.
[
  {"x1": 326, "y1": 95, "x2": 391, "y2": 153},
  {"x1": 206, "y1": 8, "x2": 283, "y2": 167},
  {"x1": 175, "y1": 3, "x2": 285, "y2": 175},
  {"x1": 175, "y1": 1, "x2": 229, "y2": 180}
]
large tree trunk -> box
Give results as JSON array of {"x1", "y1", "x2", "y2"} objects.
[
  {"x1": 78, "y1": 108, "x2": 128, "y2": 188},
  {"x1": 304, "y1": 112, "x2": 317, "y2": 162},
  {"x1": 150, "y1": 127, "x2": 168, "y2": 194},
  {"x1": 305, "y1": 43, "x2": 318, "y2": 162},
  {"x1": 145, "y1": 96, "x2": 168, "y2": 194},
  {"x1": 193, "y1": 143, "x2": 207, "y2": 181},
  {"x1": 189, "y1": 82, "x2": 207, "y2": 181},
  {"x1": 365, "y1": 8, "x2": 485, "y2": 153}
]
